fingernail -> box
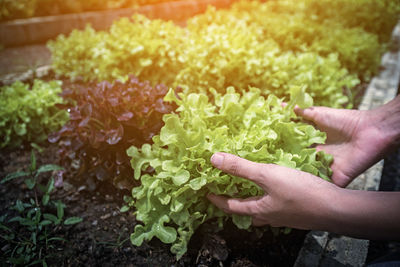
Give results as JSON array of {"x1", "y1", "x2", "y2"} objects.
[{"x1": 211, "y1": 153, "x2": 224, "y2": 168}]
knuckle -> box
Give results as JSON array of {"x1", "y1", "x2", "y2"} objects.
[
  {"x1": 255, "y1": 164, "x2": 267, "y2": 179},
  {"x1": 308, "y1": 109, "x2": 319, "y2": 121},
  {"x1": 246, "y1": 204, "x2": 258, "y2": 215},
  {"x1": 258, "y1": 163, "x2": 276, "y2": 181},
  {"x1": 225, "y1": 199, "x2": 237, "y2": 214},
  {"x1": 226, "y1": 158, "x2": 241, "y2": 176},
  {"x1": 252, "y1": 199, "x2": 264, "y2": 214}
]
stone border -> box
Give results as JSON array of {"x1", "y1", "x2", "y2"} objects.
[
  {"x1": 0, "y1": 0, "x2": 233, "y2": 47},
  {"x1": 0, "y1": 65, "x2": 52, "y2": 85},
  {"x1": 294, "y1": 21, "x2": 400, "y2": 267}
]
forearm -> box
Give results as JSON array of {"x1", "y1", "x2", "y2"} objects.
[{"x1": 316, "y1": 187, "x2": 400, "y2": 240}]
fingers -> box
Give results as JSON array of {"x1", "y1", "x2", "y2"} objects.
[
  {"x1": 207, "y1": 194, "x2": 263, "y2": 215},
  {"x1": 294, "y1": 106, "x2": 345, "y2": 137},
  {"x1": 294, "y1": 106, "x2": 318, "y2": 122},
  {"x1": 281, "y1": 102, "x2": 298, "y2": 109},
  {"x1": 294, "y1": 106, "x2": 342, "y2": 125},
  {"x1": 211, "y1": 152, "x2": 270, "y2": 190},
  {"x1": 208, "y1": 194, "x2": 271, "y2": 227}
]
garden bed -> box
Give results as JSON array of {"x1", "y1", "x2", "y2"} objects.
[
  {"x1": 0, "y1": 144, "x2": 307, "y2": 266},
  {"x1": 1, "y1": 40, "x2": 399, "y2": 266},
  {"x1": 1, "y1": 1, "x2": 399, "y2": 266}
]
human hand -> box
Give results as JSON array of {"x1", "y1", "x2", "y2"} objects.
[
  {"x1": 294, "y1": 106, "x2": 393, "y2": 187},
  {"x1": 207, "y1": 153, "x2": 400, "y2": 239},
  {"x1": 207, "y1": 153, "x2": 338, "y2": 229}
]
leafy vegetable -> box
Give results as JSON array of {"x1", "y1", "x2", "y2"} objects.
[
  {"x1": 0, "y1": 80, "x2": 68, "y2": 148},
  {"x1": 177, "y1": 21, "x2": 359, "y2": 107},
  {"x1": 230, "y1": 0, "x2": 400, "y2": 43},
  {"x1": 127, "y1": 86, "x2": 333, "y2": 259},
  {"x1": 188, "y1": 1, "x2": 390, "y2": 81},
  {"x1": 290, "y1": 0, "x2": 400, "y2": 43},
  {"x1": 48, "y1": 15, "x2": 186, "y2": 84},
  {"x1": 49, "y1": 11, "x2": 360, "y2": 108},
  {"x1": 48, "y1": 0, "x2": 398, "y2": 105},
  {"x1": 49, "y1": 76, "x2": 176, "y2": 189},
  {"x1": 0, "y1": 0, "x2": 36, "y2": 21}
]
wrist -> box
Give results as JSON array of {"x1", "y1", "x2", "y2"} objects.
[
  {"x1": 322, "y1": 187, "x2": 355, "y2": 235},
  {"x1": 315, "y1": 186, "x2": 367, "y2": 236},
  {"x1": 319, "y1": 189, "x2": 400, "y2": 239},
  {"x1": 307, "y1": 183, "x2": 344, "y2": 232}
]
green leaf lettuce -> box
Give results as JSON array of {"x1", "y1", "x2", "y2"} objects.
[{"x1": 127, "y1": 86, "x2": 333, "y2": 259}]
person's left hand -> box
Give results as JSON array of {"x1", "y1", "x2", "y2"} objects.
[{"x1": 207, "y1": 152, "x2": 339, "y2": 229}]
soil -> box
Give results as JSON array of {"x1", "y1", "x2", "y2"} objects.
[{"x1": 0, "y1": 143, "x2": 307, "y2": 266}]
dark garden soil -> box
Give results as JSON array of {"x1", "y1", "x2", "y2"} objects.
[{"x1": 0, "y1": 143, "x2": 307, "y2": 266}]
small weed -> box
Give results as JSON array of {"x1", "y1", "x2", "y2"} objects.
[
  {"x1": 97, "y1": 232, "x2": 130, "y2": 250},
  {"x1": 0, "y1": 151, "x2": 82, "y2": 266}
]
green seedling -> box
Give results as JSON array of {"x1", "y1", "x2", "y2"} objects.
[{"x1": 0, "y1": 151, "x2": 82, "y2": 266}]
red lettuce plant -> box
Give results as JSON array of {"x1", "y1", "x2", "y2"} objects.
[{"x1": 49, "y1": 76, "x2": 176, "y2": 190}]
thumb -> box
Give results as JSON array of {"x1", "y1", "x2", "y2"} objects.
[
  {"x1": 294, "y1": 106, "x2": 319, "y2": 122},
  {"x1": 294, "y1": 106, "x2": 340, "y2": 126},
  {"x1": 294, "y1": 106, "x2": 353, "y2": 134},
  {"x1": 210, "y1": 152, "x2": 269, "y2": 190}
]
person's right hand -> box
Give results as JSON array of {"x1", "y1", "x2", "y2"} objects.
[{"x1": 294, "y1": 106, "x2": 394, "y2": 187}]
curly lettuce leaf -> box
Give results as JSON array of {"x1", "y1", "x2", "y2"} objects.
[{"x1": 127, "y1": 86, "x2": 333, "y2": 259}]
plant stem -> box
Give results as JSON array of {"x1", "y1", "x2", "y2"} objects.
[{"x1": 32, "y1": 173, "x2": 40, "y2": 256}]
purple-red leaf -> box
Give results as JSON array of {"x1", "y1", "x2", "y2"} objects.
[
  {"x1": 117, "y1": 112, "x2": 133, "y2": 121},
  {"x1": 106, "y1": 125, "x2": 124, "y2": 145},
  {"x1": 108, "y1": 97, "x2": 119, "y2": 107},
  {"x1": 53, "y1": 75, "x2": 176, "y2": 188},
  {"x1": 48, "y1": 132, "x2": 61, "y2": 143}
]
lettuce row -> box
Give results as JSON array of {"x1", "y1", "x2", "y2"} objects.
[
  {"x1": 48, "y1": 16, "x2": 186, "y2": 84},
  {"x1": 228, "y1": 0, "x2": 400, "y2": 43},
  {"x1": 127, "y1": 87, "x2": 333, "y2": 258},
  {"x1": 188, "y1": 1, "x2": 387, "y2": 81},
  {"x1": 177, "y1": 21, "x2": 359, "y2": 107},
  {"x1": 280, "y1": 0, "x2": 400, "y2": 43},
  {"x1": 47, "y1": 0, "x2": 399, "y2": 105},
  {"x1": 0, "y1": 80, "x2": 69, "y2": 148},
  {"x1": 49, "y1": 12, "x2": 359, "y2": 108}
]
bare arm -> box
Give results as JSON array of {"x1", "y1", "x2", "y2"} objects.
[{"x1": 328, "y1": 189, "x2": 400, "y2": 240}]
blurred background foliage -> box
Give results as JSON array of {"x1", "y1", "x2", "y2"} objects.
[{"x1": 0, "y1": 0, "x2": 179, "y2": 21}]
